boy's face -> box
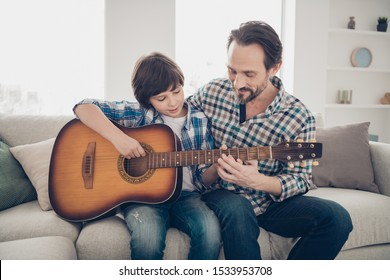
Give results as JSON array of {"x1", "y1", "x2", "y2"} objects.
[{"x1": 149, "y1": 85, "x2": 186, "y2": 118}]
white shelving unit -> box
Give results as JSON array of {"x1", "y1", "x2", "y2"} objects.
[{"x1": 326, "y1": 0, "x2": 390, "y2": 143}]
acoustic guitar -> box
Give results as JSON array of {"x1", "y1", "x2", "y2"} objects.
[{"x1": 49, "y1": 119, "x2": 322, "y2": 222}]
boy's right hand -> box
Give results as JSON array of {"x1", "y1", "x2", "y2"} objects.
[{"x1": 113, "y1": 133, "x2": 146, "y2": 159}]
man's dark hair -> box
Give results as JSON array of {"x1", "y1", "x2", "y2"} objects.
[
  {"x1": 132, "y1": 52, "x2": 184, "y2": 108},
  {"x1": 227, "y1": 21, "x2": 283, "y2": 70}
]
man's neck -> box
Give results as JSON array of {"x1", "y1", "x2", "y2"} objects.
[{"x1": 245, "y1": 84, "x2": 278, "y2": 120}]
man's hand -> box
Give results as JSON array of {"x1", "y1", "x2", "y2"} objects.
[
  {"x1": 214, "y1": 145, "x2": 282, "y2": 196},
  {"x1": 215, "y1": 154, "x2": 261, "y2": 189}
]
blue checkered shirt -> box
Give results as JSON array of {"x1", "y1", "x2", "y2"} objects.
[
  {"x1": 188, "y1": 76, "x2": 316, "y2": 215},
  {"x1": 74, "y1": 99, "x2": 215, "y2": 192}
]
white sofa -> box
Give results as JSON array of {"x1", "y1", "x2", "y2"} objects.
[{"x1": 1, "y1": 114, "x2": 390, "y2": 259}]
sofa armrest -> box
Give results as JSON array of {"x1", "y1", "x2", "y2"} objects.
[{"x1": 370, "y1": 141, "x2": 390, "y2": 197}]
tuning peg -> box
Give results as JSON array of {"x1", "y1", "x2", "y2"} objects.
[
  {"x1": 312, "y1": 160, "x2": 319, "y2": 166},
  {"x1": 300, "y1": 161, "x2": 306, "y2": 167},
  {"x1": 288, "y1": 162, "x2": 294, "y2": 168},
  {"x1": 296, "y1": 138, "x2": 304, "y2": 143},
  {"x1": 309, "y1": 139, "x2": 317, "y2": 143}
]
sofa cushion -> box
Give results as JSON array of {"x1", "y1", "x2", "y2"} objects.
[
  {"x1": 0, "y1": 236, "x2": 77, "y2": 260},
  {"x1": 313, "y1": 122, "x2": 379, "y2": 193},
  {"x1": 0, "y1": 200, "x2": 81, "y2": 243},
  {"x1": 0, "y1": 114, "x2": 73, "y2": 147},
  {"x1": 9, "y1": 138, "x2": 55, "y2": 210},
  {"x1": 76, "y1": 215, "x2": 131, "y2": 260},
  {"x1": 0, "y1": 140, "x2": 37, "y2": 210},
  {"x1": 306, "y1": 187, "x2": 390, "y2": 251}
]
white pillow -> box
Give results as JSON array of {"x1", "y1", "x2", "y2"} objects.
[{"x1": 9, "y1": 138, "x2": 56, "y2": 211}]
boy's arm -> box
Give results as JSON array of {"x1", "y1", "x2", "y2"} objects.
[{"x1": 74, "y1": 103, "x2": 145, "y2": 158}]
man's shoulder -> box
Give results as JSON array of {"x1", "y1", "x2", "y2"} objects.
[
  {"x1": 283, "y1": 93, "x2": 313, "y2": 117},
  {"x1": 195, "y1": 77, "x2": 231, "y2": 93}
]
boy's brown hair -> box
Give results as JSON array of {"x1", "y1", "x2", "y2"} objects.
[{"x1": 131, "y1": 52, "x2": 184, "y2": 108}]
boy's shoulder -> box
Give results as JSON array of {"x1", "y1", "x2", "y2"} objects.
[{"x1": 187, "y1": 102, "x2": 208, "y2": 119}]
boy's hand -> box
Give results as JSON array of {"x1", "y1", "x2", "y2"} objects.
[{"x1": 113, "y1": 133, "x2": 146, "y2": 159}]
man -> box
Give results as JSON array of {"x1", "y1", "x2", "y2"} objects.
[{"x1": 189, "y1": 21, "x2": 352, "y2": 260}]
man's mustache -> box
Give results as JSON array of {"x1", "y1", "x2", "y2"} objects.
[{"x1": 238, "y1": 87, "x2": 253, "y2": 93}]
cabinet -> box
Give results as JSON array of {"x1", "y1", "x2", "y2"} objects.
[{"x1": 326, "y1": 0, "x2": 390, "y2": 143}]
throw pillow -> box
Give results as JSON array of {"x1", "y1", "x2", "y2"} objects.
[
  {"x1": 312, "y1": 122, "x2": 379, "y2": 193},
  {"x1": 9, "y1": 138, "x2": 56, "y2": 210},
  {"x1": 0, "y1": 140, "x2": 37, "y2": 210}
]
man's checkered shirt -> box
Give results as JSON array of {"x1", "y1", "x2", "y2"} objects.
[{"x1": 189, "y1": 76, "x2": 316, "y2": 215}]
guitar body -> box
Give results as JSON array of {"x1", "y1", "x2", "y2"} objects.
[{"x1": 49, "y1": 119, "x2": 182, "y2": 222}]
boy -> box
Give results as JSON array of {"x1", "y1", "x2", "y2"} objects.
[{"x1": 73, "y1": 52, "x2": 221, "y2": 260}]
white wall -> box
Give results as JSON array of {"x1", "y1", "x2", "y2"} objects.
[
  {"x1": 105, "y1": 0, "x2": 175, "y2": 101},
  {"x1": 104, "y1": 0, "x2": 329, "y2": 114},
  {"x1": 292, "y1": 0, "x2": 329, "y2": 115}
]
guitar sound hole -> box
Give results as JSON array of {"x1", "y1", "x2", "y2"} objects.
[
  {"x1": 117, "y1": 143, "x2": 155, "y2": 184},
  {"x1": 123, "y1": 157, "x2": 148, "y2": 177}
]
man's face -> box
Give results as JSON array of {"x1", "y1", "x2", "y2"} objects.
[{"x1": 227, "y1": 41, "x2": 271, "y2": 104}]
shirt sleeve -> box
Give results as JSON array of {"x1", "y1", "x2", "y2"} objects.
[
  {"x1": 73, "y1": 98, "x2": 145, "y2": 127},
  {"x1": 271, "y1": 109, "x2": 316, "y2": 202},
  {"x1": 191, "y1": 117, "x2": 218, "y2": 192}
]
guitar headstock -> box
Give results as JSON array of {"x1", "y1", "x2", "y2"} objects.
[{"x1": 272, "y1": 141, "x2": 322, "y2": 164}]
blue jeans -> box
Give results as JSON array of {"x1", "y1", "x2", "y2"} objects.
[
  {"x1": 202, "y1": 189, "x2": 353, "y2": 260},
  {"x1": 122, "y1": 191, "x2": 221, "y2": 260}
]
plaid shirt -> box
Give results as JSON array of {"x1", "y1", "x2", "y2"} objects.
[
  {"x1": 189, "y1": 76, "x2": 316, "y2": 215},
  {"x1": 74, "y1": 99, "x2": 215, "y2": 192}
]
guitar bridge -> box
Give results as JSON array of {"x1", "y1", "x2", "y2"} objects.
[{"x1": 82, "y1": 142, "x2": 96, "y2": 189}]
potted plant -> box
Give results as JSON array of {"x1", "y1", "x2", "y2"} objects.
[{"x1": 377, "y1": 17, "x2": 388, "y2": 32}]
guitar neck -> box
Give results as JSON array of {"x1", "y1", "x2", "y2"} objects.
[{"x1": 147, "y1": 147, "x2": 271, "y2": 168}]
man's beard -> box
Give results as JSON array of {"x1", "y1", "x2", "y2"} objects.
[{"x1": 236, "y1": 78, "x2": 269, "y2": 104}]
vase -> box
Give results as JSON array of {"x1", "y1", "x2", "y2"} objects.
[
  {"x1": 348, "y1": 16, "x2": 355, "y2": 29},
  {"x1": 377, "y1": 23, "x2": 388, "y2": 32}
]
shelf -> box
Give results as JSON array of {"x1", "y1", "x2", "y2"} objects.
[
  {"x1": 325, "y1": 104, "x2": 390, "y2": 109},
  {"x1": 329, "y1": 28, "x2": 390, "y2": 37},
  {"x1": 327, "y1": 67, "x2": 390, "y2": 73}
]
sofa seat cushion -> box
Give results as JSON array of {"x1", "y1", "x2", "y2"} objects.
[
  {"x1": 76, "y1": 213, "x2": 273, "y2": 260},
  {"x1": 76, "y1": 215, "x2": 131, "y2": 260},
  {"x1": 0, "y1": 201, "x2": 81, "y2": 242},
  {"x1": 306, "y1": 187, "x2": 390, "y2": 250},
  {"x1": 0, "y1": 236, "x2": 77, "y2": 260}
]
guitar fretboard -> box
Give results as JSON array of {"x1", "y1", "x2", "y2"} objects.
[{"x1": 147, "y1": 147, "x2": 271, "y2": 168}]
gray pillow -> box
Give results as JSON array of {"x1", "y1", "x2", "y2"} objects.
[
  {"x1": 312, "y1": 122, "x2": 379, "y2": 193},
  {"x1": 0, "y1": 140, "x2": 37, "y2": 210}
]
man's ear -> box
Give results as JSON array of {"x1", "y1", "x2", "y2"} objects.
[{"x1": 270, "y1": 60, "x2": 282, "y2": 76}]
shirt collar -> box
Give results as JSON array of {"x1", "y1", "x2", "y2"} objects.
[
  {"x1": 265, "y1": 76, "x2": 284, "y2": 116},
  {"x1": 145, "y1": 100, "x2": 191, "y2": 129}
]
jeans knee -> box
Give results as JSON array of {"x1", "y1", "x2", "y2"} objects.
[{"x1": 319, "y1": 200, "x2": 353, "y2": 237}]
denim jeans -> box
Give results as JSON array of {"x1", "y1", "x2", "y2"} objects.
[
  {"x1": 202, "y1": 189, "x2": 353, "y2": 260},
  {"x1": 122, "y1": 191, "x2": 221, "y2": 260}
]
